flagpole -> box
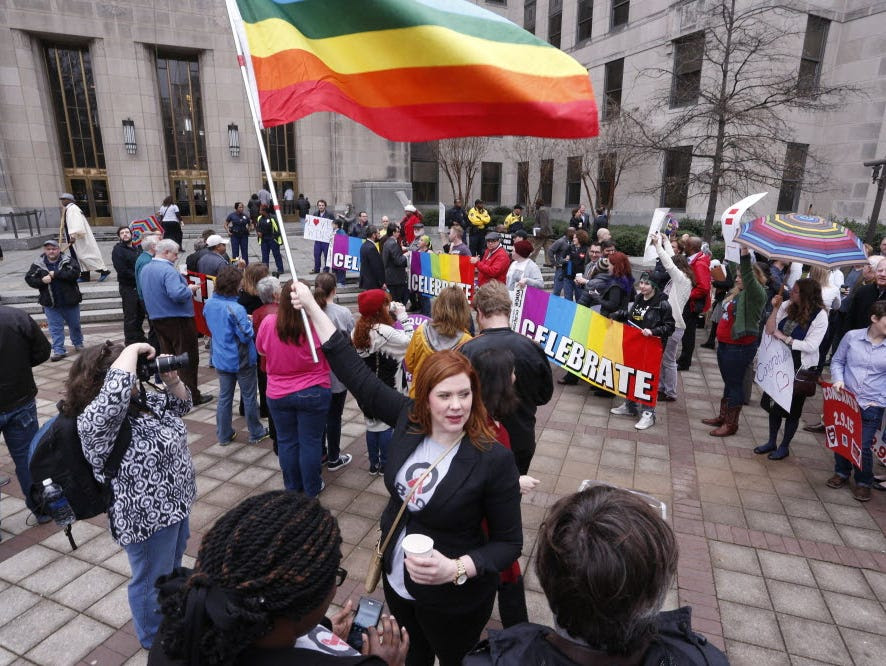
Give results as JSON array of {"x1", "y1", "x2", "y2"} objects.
[{"x1": 223, "y1": 0, "x2": 318, "y2": 362}]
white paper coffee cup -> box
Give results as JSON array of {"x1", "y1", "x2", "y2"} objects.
[{"x1": 402, "y1": 533, "x2": 434, "y2": 558}]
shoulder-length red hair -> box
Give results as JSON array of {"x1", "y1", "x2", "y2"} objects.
[
  {"x1": 608, "y1": 251, "x2": 633, "y2": 279},
  {"x1": 408, "y1": 350, "x2": 496, "y2": 449}
]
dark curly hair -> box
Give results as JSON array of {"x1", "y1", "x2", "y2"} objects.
[
  {"x1": 60, "y1": 341, "x2": 123, "y2": 417},
  {"x1": 155, "y1": 491, "x2": 342, "y2": 665}
]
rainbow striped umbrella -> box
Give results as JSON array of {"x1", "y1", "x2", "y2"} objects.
[{"x1": 733, "y1": 213, "x2": 867, "y2": 268}]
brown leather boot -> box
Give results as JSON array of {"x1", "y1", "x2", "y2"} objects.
[
  {"x1": 710, "y1": 405, "x2": 741, "y2": 437},
  {"x1": 702, "y1": 398, "x2": 728, "y2": 426}
]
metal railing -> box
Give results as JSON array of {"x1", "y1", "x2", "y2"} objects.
[{"x1": 0, "y1": 210, "x2": 42, "y2": 238}]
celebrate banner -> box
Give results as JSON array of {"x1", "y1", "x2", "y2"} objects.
[
  {"x1": 409, "y1": 252, "x2": 475, "y2": 299},
  {"x1": 329, "y1": 234, "x2": 363, "y2": 272},
  {"x1": 509, "y1": 286, "x2": 663, "y2": 406}
]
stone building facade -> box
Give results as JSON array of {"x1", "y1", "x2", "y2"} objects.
[{"x1": 0, "y1": 0, "x2": 884, "y2": 231}]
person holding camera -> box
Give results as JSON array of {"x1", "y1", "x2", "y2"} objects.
[{"x1": 73, "y1": 341, "x2": 195, "y2": 649}]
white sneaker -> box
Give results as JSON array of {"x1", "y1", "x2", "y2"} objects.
[
  {"x1": 635, "y1": 411, "x2": 656, "y2": 430},
  {"x1": 610, "y1": 402, "x2": 636, "y2": 417}
]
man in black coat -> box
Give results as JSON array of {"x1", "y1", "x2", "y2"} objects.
[
  {"x1": 359, "y1": 225, "x2": 385, "y2": 290},
  {"x1": 0, "y1": 305, "x2": 51, "y2": 525},
  {"x1": 445, "y1": 197, "x2": 469, "y2": 232},
  {"x1": 845, "y1": 256, "x2": 886, "y2": 332},
  {"x1": 24, "y1": 239, "x2": 83, "y2": 361},
  {"x1": 111, "y1": 225, "x2": 147, "y2": 345},
  {"x1": 460, "y1": 281, "x2": 553, "y2": 475}
]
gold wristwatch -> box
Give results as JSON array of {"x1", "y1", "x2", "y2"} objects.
[{"x1": 453, "y1": 557, "x2": 467, "y2": 585}]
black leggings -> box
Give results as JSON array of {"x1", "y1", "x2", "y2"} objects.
[{"x1": 382, "y1": 577, "x2": 494, "y2": 666}]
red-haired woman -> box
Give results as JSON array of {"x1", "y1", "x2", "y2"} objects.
[
  {"x1": 597, "y1": 251, "x2": 635, "y2": 318},
  {"x1": 290, "y1": 281, "x2": 522, "y2": 666}
]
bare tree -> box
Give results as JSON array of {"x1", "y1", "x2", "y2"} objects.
[
  {"x1": 631, "y1": 0, "x2": 859, "y2": 240},
  {"x1": 507, "y1": 137, "x2": 561, "y2": 211},
  {"x1": 563, "y1": 110, "x2": 652, "y2": 218},
  {"x1": 435, "y1": 137, "x2": 489, "y2": 203}
]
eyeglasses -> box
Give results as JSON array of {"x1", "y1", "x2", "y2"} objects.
[
  {"x1": 336, "y1": 567, "x2": 348, "y2": 587},
  {"x1": 579, "y1": 480, "x2": 667, "y2": 520}
]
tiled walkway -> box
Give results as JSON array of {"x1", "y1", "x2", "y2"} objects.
[{"x1": 1, "y1": 321, "x2": 884, "y2": 665}]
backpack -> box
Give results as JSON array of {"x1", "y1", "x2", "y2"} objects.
[{"x1": 28, "y1": 409, "x2": 133, "y2": 550}]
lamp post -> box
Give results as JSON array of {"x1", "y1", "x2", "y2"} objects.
[{"x1": 863, "y1": 158, "x2": 886, "y2": 244}]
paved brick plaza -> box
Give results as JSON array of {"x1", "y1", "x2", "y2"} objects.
[{"x1": 1, "y1": 315, "x2": 885, "y2": 665}]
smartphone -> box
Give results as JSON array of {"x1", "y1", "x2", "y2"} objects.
[{"x1": 346, "y1": 596, "x2": 385, "y2": 651}]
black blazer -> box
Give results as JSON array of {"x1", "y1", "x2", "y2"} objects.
[{"x1": 321, "y1": 331, "x2": 523, "y2": 612}]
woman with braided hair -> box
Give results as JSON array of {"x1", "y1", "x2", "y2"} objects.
[
  {"x1": 149, "y1": 490, "x2": 408, "y2": 665},
  {"x1": 290, "y1": 281, "x2": 522, "y2": 666}
]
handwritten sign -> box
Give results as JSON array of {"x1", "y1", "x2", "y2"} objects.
[
  {"x1": 303, "y1": 214, "x2": 334, "y2": 242},
  {"x1": 754, "y1": 332, "x2": 793, "y2": 412},
  {"x1": 643, "y1": 208, "x2": 670, "y2": 263},
  {"x1": 821, "y1": 382, "x2": 862, "y2": 469},
  {"x1": 721, "y1": 193, "x2": 767, "y2": 263}
]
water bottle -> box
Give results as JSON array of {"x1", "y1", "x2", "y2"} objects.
[{"x1": 42, "y1": 478, "x2": 75, "y2": 527}]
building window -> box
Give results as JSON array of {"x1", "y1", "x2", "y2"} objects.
[
  {"x1": 566, "y1": 156, "x2": 582, "y2": 207},
  {"x1": 524, "y1": 0, "x2": 536, "y2": 35},
  {"x1": 540, "y1": 158, "x2": 554, "y2": 206},
  {"x1": 670, "y1": 31, "x2": 704, "y2": 108},
  {"x1": 661, "y1": 146, "x2": 692, "y2": 209},
  {"x1": 263, "y1": 123, "x2": 297, "y2": 173},
  {"x1": 598, "y1": 152, "x2": 617, "y2": 209},
  {"x1": 411, "y1": 142, "x2": 438, "y2": 205},
  {"x1": 612, "y1": 0, "x2": 629, "y2": 29},
  {"x1": 577, "y1": 0, "x2": 593, "y2": 43},
  {"x1": 603, "y1": 58, "x2": 624, "y2": 120},
  {"x1": 777, "y1": 143, "x2": 808, "y2": 212},
  {"x1": 548, "y1": 0, "x2": 562, "y2": 48},
  {"x1": 157, "y1": 55, "x2": 207, "y2": 172},
  {"x1": 798, "y1": 15, "x2": 829, "y2": 92},
  {"x1": 45, "y1": 45, "x2": 106, "y2": 170},
  {"x1": 481, "y1": 162, "x2": 502, "y2": 205},
  {"x1": 517, "y1": 161, "x2": 529, "y2": 206}
]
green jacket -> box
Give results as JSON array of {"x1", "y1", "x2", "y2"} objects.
[{"x1": 727, "y1": 253, "x2": 766, "y2": 340}]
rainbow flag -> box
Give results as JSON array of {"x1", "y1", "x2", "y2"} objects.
[
  {"x1": 329, "y1": 234, "x2": 363, "y2": 272},
  {"x1": 409, "y1": 251, "x2": 475, "y2": 299},
  {"x1": 230, "y1": 0, "x2": 598, "y2": 140},
  {"x1": 510, "y1": 287, "x2": 663, "y2": 406}
]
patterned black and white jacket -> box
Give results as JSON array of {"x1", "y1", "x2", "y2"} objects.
[{"x1": 78, "y1": 368, "x2": 196, "y2": 546}]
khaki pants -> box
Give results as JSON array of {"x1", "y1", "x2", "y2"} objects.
[{"x1": 530, "y1": 235, "x2": 551, "y2": 263}]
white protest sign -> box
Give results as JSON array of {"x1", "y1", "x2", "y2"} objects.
[
  {"x1": 303, "y1": 214, "x2": 334, "y2": 242},
  {"x1": 439, "y1": 201, "x2": 446, "y2": 232},
  {"x1": 754, "y1": 331, "x2": 794, "y2": 412},
  {"x1": 721, "y1": 193, "x2": 767, "y2": 263},
  {"x1": 643, "y1": 208, "x2": 670, "y2": 263}
]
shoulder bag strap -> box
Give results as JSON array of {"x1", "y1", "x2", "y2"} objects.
[
  {"x1": 101, "y1": 416, "x2": 133, "y2": 481},
  {"x1": 376, "y1": 436, "x2": 461, "y2": 556}
]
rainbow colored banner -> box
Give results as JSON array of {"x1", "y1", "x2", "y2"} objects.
[
  {"x1": 329, "y1": 234, "x2": 363, "y2": 272},
  {"x1": 231, "y1": 0, "x2": 598, "y2": 141},
  {"x1": 409, "y1": 252, "x2": 475, "y2": 299},
  {"x1": 510, "y1": 287, "x2": 663, "y2": 406}
]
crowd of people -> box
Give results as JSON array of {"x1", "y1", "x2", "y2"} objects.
[{"x1": 1, "y1": 192, "x2": 884, "y2": 664}]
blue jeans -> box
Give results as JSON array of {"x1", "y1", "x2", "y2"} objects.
[
  {"x1": 552, "y1": 268, "x2": 566, "y2": 297},
  {"x1": 268, "y1": 386, "x2": 331, "y2": 496},
  {"x1": 716, "y1": 342, "x2": 757, "y2": 407},
  {"x1": 367, "y1": 428, "x2": 392, "y2": 467},
  {"x1": 261, "y1": 239, "x2": 284, "y2": 273},
  {"x1": 0, "y1": 400, "x2": 39, "y2": 511},
  {"x1": 313, "y1": 240, "x2": 330, "y2": 272},
  {"x1": 231, "y1": 234, "x2": 249, "y2": 264},
  {"x1": 561, "y1": 278, "x2": 576, "y2": 301},
  {"x1": 834, "y1": 405, "x2": 885, "y2": 487},
  {"x1": 216, "y1": 366, "x2": 265, "y2": 443},
  {"x1": 44, "y1": 304, "x2": 83, "y2": 355},
  {"x1": 659, "y1": 327, "x2": 684, "y2": 399},
  {"x1": 122, "y1": 518, "x2": 190, "y2": 648}
]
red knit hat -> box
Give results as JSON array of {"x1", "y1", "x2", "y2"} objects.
[
  {"x1": 357, "y1": 289, "x2": 389, "y2": 317},
  {"x1": 513, "y1": 240, "x2": 533, "y2": 258}
]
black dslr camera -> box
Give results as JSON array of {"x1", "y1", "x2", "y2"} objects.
[{"x1": 136, "y1": 352, "x2": 189, "y2": 382}]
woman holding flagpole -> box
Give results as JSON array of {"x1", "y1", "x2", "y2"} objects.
[{"x1": 289, "y1": 280, "x2": 522, "y2": 666}]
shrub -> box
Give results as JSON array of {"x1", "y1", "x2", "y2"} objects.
[
  {"x1": 421, "y1": 208, "x2": 439, "y2": 226},
  {"x1": 491, "y1": 205, "x2": 512, "y2": 217}
]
